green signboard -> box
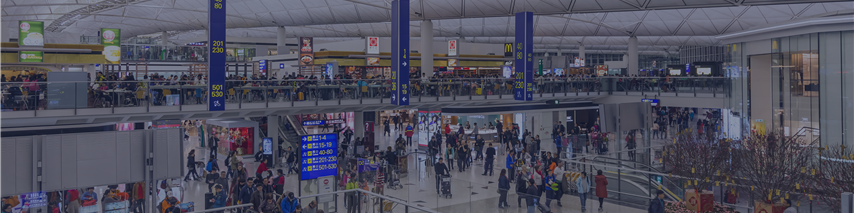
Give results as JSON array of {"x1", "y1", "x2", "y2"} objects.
[
  {"x1": 18, "y1": 21, "x2": 44, "y2": 47},
  {"x1": 538, "y1": 59, "x2": 543, "y2": 75},
  {"x1": 101, "y1": 28, "x2": 121, "y2": 64},
  {"x1": 19, "y1": 51, "x2": 44, "y2": 63}
]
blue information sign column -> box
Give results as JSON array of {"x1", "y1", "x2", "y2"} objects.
[
  {"x1": 300, "y1": 134, "x2": 338, "y2": 180},
  {"x1": 208, "y1": 0, "x2": 226, "y2": 111},
  {"x1": 514, "y1": 12, "x2": 533, "y2": 101},
  {"x1": 391, "y1": 0, "x2": 410, "y2": 105}
]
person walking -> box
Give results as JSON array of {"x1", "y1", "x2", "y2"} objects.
[
  {"x1": 516, "y1": 167, "x2": 528, "y2": 207},
  {"x1": 286, "y1": 147, "x2": 297, "y2": 176},
  {"x1": 280, "y1": 192, "x2": 299, "y2": 213},
  {"x1": 205, "y1": 168, "x2": 219, "y2": 193},
  {"x1": 497, "y1": 169, "x2": 510, "y2": 209},
  {"x1": 434, "y1": 158, "x2": 450, "y2": 194},
  {"x1": 211, "y1": 185, "x2": 227, "y2": 208},
  {"x1": 525, "y1": 179, "x2": 539, "y2": 213},
  {"x1": 482, "y1": 143, "x2": 496, "y2": 176},
  {"x1": 577, "y1": 171, "x2": 591, "y2": 211},
  {"x1": 185, "y1": 150, "x2": 200, "y2": 181},
  {"x1": 595, "y1": 170, "x2": 609, "y2": 211},
  {"x1": 256, "y1": 159, "x2": 268, "y2": 180},
  {"x1": 383, "y1": 118, "x2": 391, "y2": 136},
  {"x1": 648, "y1": 190, "x2": 665, "y2": 213},
  {"x1": 405, "y1": 124, "x2": 414, "y2": 146},
  {"x1": 226, "y1": 151, "x2": 237, "y2": 179},
  {"x1": 506, "y1": 151, "x2": 516, "y2": 181},
  {"x1": 783, "y1": 199, "x2": 798, "y2": 213},
  {"x1": 445, "y1": 144, "x2": 455, "y2": 171}
]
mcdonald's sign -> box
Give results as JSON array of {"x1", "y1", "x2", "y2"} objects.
[{"x1": 504, "y1": 43, "x2": 513, "y2": 56}]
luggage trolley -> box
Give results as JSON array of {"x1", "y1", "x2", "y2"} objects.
[{"x1": 440, "y1": 175, "x2": 452, "y2": 198}]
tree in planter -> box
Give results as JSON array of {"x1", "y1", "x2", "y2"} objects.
[
  {"x1": 813, "y1": 144, "x2": 854, "y2": 212},
  {"x1": 662, "y1": 130, "x2": 734, "y2": 212},
  {"x1": 730, "y1": 131, "x2": 816, "y2": 213}
]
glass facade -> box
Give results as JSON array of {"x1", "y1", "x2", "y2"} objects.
[{"x1": 726, "y1": 31, "x2": 854, "y2": 148}]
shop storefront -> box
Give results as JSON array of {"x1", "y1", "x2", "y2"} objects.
[
  {"x1": 566, "y1": 109, "x2": 599, "y2": 134},
  {"x1": 206, "y1": 119, "x2": 259, "y2": 156},
  {"x1": 299, "y1": 112, "x2": 355, "y2": 134}
]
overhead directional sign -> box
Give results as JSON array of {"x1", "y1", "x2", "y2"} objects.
[
  {"x1": 207, "y1": 0, "x2": 226, "y2": 111},
  {"x1": 515, "y1": 12, "x2": 533, "y2": 101},
  {"x1": 390, "y1": 0, "x2": 409, "y2": 106},
  {"x1": 300, "y1": 134, "x2": 338, "y2": 180}
]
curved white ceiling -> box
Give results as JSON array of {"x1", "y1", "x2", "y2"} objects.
[{"x1": 2, "y1": 0, "x2": 852, "y2": 46}]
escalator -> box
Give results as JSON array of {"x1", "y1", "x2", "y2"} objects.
[
  {"x1": 588, "y1": 156, "x2": 684, "y2": 202},
  {"x1": 566, "y1": 155, "x2": 685, "y2": 208}
]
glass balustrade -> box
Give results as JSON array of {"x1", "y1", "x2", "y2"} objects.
[{"x1": 0, "y1": 77, "x2": 731, "y2": 113}]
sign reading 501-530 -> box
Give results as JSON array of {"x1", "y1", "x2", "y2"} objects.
[{"x1": 208, "y1": 0, "x2": 226, "y2": 111}]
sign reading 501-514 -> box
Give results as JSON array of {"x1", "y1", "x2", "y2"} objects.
[{"x1": 208, "y1": 0, "x2": 226, "y2": 111}]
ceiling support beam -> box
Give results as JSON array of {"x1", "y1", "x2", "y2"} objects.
[
  {"x1": 721, "y1": 6, "x2": 751, "y2": 34},
  {"x1": 630, "y1": 10, "x2": 649, "y2": 36},
  {"x1": 791, "y1": 3, "x2": 815, "y2": 20},
  {"x1": 671, "y1": 8, "x2": 696, "y2": 35}
]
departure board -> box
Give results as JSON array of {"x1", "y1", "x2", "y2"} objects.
[{"x1": 300, "y1": 134, "x2": 338, "y2": 180}]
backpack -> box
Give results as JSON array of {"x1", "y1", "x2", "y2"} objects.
[
  {"x1": 224, "y1": 156, "x2": 231, "y2": 166},
  {"x1": 206, "y1": 161, "x2": 213, "y2": 172}
]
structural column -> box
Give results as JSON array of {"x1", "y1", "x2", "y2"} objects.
[
  {"x1": 578, "y1": 45, "x2": 585, "y2": 61},
  {"x1": 160, "y1": 32, "x2": 168, "y2": 45},
  {"x1": 420, "y1": 20, "x2": 433, "y2": 78},
  {"x1": 256, "y1": 45, "x2": 268, "y2": 56},
  {"x1": 628, "y1": 36, "x2": 638, "y2": 75},
  {"x1": 267, "y1": 115, "x2": 279, "y2": 167},
  {"x1": 277, "y1": 26, "x2": 287, "y2": 55}
]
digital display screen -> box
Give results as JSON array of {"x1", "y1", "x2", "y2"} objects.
[
  {"x1": 262, "y1": 137, "x2": 272, "y2": 155},
  {"x1": 300, "y1": 134, "x2": 338, "y2": 180},
  {"x1": 697, "y1": 67, "x2": 711, "y2": 75},
  {"x1": 669, "y1": 69, "x2": 682, "y2": 76}
]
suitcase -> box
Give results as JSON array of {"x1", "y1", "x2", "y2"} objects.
[
  {"x1": 536, "y1": 200, "x2": 552, "y2": 213},
  {"x1": 298, "y1": 92, "x2": 305, "y2": 101}
]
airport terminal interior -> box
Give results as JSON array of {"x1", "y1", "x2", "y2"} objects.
[{"x1": 2, "y1": 0, "x2": 854, "y2": 213}]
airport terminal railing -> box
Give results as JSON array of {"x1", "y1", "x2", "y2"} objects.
[
  {"x1": 0, "y1": 77, "x2": 728, "y2": 113},
  {"x1": 120, "y1": 44, "x2": 255, "y2": 62}
]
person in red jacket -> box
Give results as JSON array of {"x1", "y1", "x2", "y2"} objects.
[
  {"x1": 444, "y1": 124, "x2": 451, "y2": 136},
  {"x1": 405, "y1": 124, "x2": 414, "y2": 146},
  {"x1": 256, "y1": 159, "x2": 268, "y2": 180},
  {"x1": 595, "y1": 170, "x2": 609, "y2": 211}
]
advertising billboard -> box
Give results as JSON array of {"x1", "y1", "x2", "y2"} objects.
[
  {"x1": 19, "y1": 21, "x2": 44, "y2": 47},
  {"x1": 18, "y1": 51, "x2": 44, "y2": 63},
  {"x1": 448, "y1": 40, "x2": 458, "y2": 56},
  {"x1": 299, "y1": 37, "x2": 314, "y2": 66},
  {"x1": 101, "y1": 28, "x2": 121, "y2": 64},
  {"x1": 504, "y1": 43, "x2": 513, "y2": 57},
  {"x1": 18, "y1": 51, "x2": 43, "y2": 63},
  {"x1": 366, "y1": 36, "x2": 379, "y2": 54},
  {"x1": 417, "y1": 110, "x2": 441, "y2": 148},
  {"x1": 447, "y1": 59, "x2": 458, "y2": 67},
  {"x1": 366, "y1": 57, "x2": 380, "y2": 66}
]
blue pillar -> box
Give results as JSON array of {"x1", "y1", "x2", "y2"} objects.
[
  {"x1": 391, "y1": 0, "x2": 410, "y2": 106},
  {"x1": 514, "y1": 12, "x2": 533, "y2": 101}
]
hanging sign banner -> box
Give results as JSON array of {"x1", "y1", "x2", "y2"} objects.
[
  {"x1": 299, "y1": 37, "x2": 314, "y2": 66},
  {"x1": 19, "y1": 21, "x2": 44, "y2": 47},
  {"x1": 390, "y1": 0, "x2": 409, "y2": 106},
  {"x1": 514, "y1": 12, "x2": 533, "y2": 101},
  {"x1": 208, "y1": 0, "x2": 226, "y2": 111},
  {"x1": 448, "y1": 40, "x2": 458, "y2": 56},
  {"x1": 366, "y1": 36, "x2": 380, "y2": 54},
  {"x1": 101, "y1": 28, "x2": 121, "y2": 64},
  {"x1": 18, "y1": 51, "x2": 43, "y2": 63}
]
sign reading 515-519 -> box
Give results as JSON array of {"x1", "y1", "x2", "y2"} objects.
[{"x1": 208, "y1": 0, "x2": 226, "y2": 111}]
